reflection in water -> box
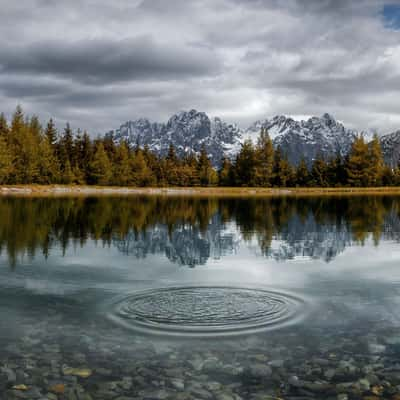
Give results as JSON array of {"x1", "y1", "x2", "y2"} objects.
[
  {"x1": 2, "y1": 196, "x2": 400, "y2": 398},
  {"x1": 1, "y1": 195, "x2": 400, "y2": 267}
]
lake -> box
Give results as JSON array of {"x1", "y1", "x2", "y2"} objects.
[{"x1": 1, "y1": 195, "x2": 400, "y2": 399}]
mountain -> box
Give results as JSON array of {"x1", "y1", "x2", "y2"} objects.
[
  {"x1": 242, "y1": 113, "x2": 358, "y2": 166},
  {"x1": 380, "y1": 130, "x2": 400, "y2": 168},
  {"x1": 108, "y1": 110, "x2": 241, "y2": 165},
  {"x1": 107, "y1": 110, "x2": 398, "y2": 167}
]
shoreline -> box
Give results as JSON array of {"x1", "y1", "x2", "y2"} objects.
[{"x1": 1, "y1": 185, "x2": 400, "y2": 197}]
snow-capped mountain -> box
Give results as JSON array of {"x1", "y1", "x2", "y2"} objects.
[
  {"x1": 107, "y1": 110, "x2": 398, "y2": 166},
  {"x1": 380, "y1": 130, "x2": 400, "y2": 168},
  {"x1": 243, "y1": 113, "x2": 357, "y2": 166},
  {"x1": 108, "y1": 110, "x2": 241, "y2": 164}
]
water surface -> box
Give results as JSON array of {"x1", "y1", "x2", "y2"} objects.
[{"x1": 1, "y1": 195, "x2": 400, "y2": 399}]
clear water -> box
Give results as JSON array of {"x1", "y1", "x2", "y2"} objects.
[{"x1": 1, "y1": 195, "x2": 400, "y2": 399}]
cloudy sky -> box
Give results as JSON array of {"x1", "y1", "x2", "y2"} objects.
[{"x1": 1, "y1": 0, "x2": 400, "y2": 134}]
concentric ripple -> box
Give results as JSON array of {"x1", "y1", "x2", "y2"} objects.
[{"x1": 108, "y1": 286, "x2": 306, "y2": 337}]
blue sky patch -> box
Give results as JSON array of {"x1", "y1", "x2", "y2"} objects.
[{"x1": 383, "y1": 4, "x2": 400, "y2": 29}]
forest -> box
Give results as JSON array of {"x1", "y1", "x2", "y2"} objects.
[{"x1": 0, "y1": 106, "x2": 399, "y2": 187}]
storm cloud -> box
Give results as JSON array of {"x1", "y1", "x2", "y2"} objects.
[{"x1": 0, "y1": 0, "x2": 399, "y2": 134}]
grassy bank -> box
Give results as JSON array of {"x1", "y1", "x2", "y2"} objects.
[{"x1": 2, "y1": 185, "x2": 400, "y2": 197}]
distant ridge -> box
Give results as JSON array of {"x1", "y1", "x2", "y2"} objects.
[{"x1": 107, "y1": 110, "x2": 400, "y2": 167}]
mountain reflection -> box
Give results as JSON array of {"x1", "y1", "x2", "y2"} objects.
[{"x1": 0, "y1": 195, "x2": 400, "y2": 267}]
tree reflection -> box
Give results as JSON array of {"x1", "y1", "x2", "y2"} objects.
[{"x1": 0, "y1": 195, "x2": 399, "y2": 267}]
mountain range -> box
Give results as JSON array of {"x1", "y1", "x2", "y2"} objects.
[{"x1": 106, "y1": 110, "x2": 400, "y2": 167}]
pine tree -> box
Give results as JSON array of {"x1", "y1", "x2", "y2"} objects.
[
  {"x1": 8, "y1": 106, "x2": 25, "y2": 183},
  {"x1": 345, "y1": 135, "x2": 370, "y2": 187},
  {"x1": 368, "y1": 134, "x2": 384, "y2": 186},
  {"x1": 113, "y1": 142, "x2": 132, "y2": 186},
  {"x1": 254, "y1": 128, "x2": 274, "y2": 187},
  {"x1": 327, "y1": 154, "x2": 346, "y2": 187},
  {"x1": 198, "y1": 145, "x2": 215, "y2": 186},
  {"x1": 59, "y1": 123, "x2": 74, "y2": 165},
  {"x1": 131, "y1": 149, "x2": 155, "y2": 186},
  {"x1": 235, "y1": 139, "x2": 256, "y2": 186},
  {"x1": 89, "y1": 142, "x2": 113, "y2": 185},
  {"x1": 311, "y1": 154, "x2": 328, "y2": 187},
  {"x1": 272, "y1": 147, "x2": 293, "y2": 187},
  {"x1": 382, "y1": 166, "x2": 395, "y2": 186},
  {"x1": 38, "y1": 136, "x2": 61, "y2": 184},
  {"x1": 219, "y1": 157, "x2": 234, "y2": 186},
  {"x1": 0, "y1": 136, "x2": 13, "y2": 184},
  {"x1": 62, "y1": 159, "x2": 75, "y2": 184},
  {"x1": 0, "y1": 113, "x2": 9, "y2": 139},
  {"x1": 79, "y1": 131, "x2": 92, "y2": 182},
  {"x1": 296, "y1": 158, "x2": 310, "y2": 187},
  {"x1": 184, "y1": 153, "x2": 200, "y2": 186},
  {"x1": 44, "y1": 118, "x2": 58, "y2": 146}
]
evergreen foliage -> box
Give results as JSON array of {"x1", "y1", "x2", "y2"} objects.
[{"x1": 0, "y1": 106, "x2": 398, "y2": 188}]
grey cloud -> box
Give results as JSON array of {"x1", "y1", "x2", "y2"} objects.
[
  {"x1": 0, "y1": 0, "x2": 399, "y2": 135},
  {"x1": 0, "y1": 37, "x2": 221, "y2": 84}
]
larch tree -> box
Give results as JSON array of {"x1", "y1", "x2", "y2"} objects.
[
  {"x1": 89, "y1": 142, "x2": 113, "y2": 185},
  {"x1": 0, "y1": 136, "x2": 13, "y2": 184},
  {"x1": 345, "y1": 135, "x2": 370, "y2": 187},
  {"x1": 255, "y1": 128, "x2": 274, "y2": 187},
  {"x1": 296, "y1": 158, "x2": 310, "y2": 187},
  {"x1": 235, "y1": 139, "x2": 256, "y2": 186},
  {"x1": 368, "y1": 134, "x2": 384, "y2": 186}
]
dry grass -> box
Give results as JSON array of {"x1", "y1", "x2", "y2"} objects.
[{"x1": 1, "y1": 185, "x2": 400, "y2": 197}]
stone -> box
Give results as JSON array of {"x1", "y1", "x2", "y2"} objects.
[
  {"x1": 268, "y1": 359, "x2": 284, "y2": 368},
  {"x1": 368, "y1": 344, "x2": 386, "y2": 354},
  {"x1": 1, "y1": 366, "x2": 17, "y2": 382},
  {"x1": 248, "y1": 364, "x2": 272, "y2": 378},
  {"x1": 120, "y1": 377, "x2": 133, "y2": 390},
  {"x1": 288, "y1": 376, "x2": 302, "y2": 388},
  {"x1": 170, "y1": 378, "x2": 185, "y2": 390},
  {"x1": 49, "y1": 383, "x2": 65, "y2": 394},
  {"x1": 62, "y1": 366, "x2": 92, "y2": 378},
  {"x1": 371, "y1": 385, "x2": 384, "y2": 395},
  {"x1": 12, "y1": 384, "x2": 29, "y2": 391},
  {"x1": 324, "y1": 368, "x2": 336, "y2": 380},
  {"x1": 358, "y1": 378, "x2": 371, "y2": 392}
]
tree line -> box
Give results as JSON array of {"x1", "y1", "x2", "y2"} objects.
[
  {"x1": 1, "y1": 196, "x2": 397, "y2": 266},
  {"x1": 0, "y1": 106, "x2": 399, "y2": 187}
]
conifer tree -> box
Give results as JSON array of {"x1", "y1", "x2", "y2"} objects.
[
  {"x1": 62, "y1": 159, "x2": 75, "y2": 184},
  {"x1": 89, "y1": 142, "x2": 112, "y2": 185},
  {"x1": 368, "y1": 134, "x2": 384, "y2": 186},
  {"x1": 0, "y1": 113, "x2": 9, "y2": 139},
  {"x1": 131, "y1": 149, "x2": 155, "y2": 186},
  {"x1": 184, "y1": 153, "x2": 200, "y2": 186},
  {"x1": 79, "y1": 131, "x2": 93, "y2": 181},
  {"x1": 327, "y1": 154, "x2": 346, "y2": 187},
  {"x1": 8, "y1": 106, "x2": 25, "y2": 183},
  {"x1": 254, "y1": 128, "x2": 274, "y2": 187},
  {"x1": 59, "y1": 123, "x2": 74, "y2": 165},
  {"x1": 382, "y1": 166, "x2": 395, "y2": 186},
  {"x1": 219, "y1": 157, "x2": 234, "y2": 186},
  {"x1": 0, "y1": 136, "x2": 13, "y2": 184},
  {"x1": 345, "y1": 135, "x2": 370, "y2": 187},
  {"x1": 198, "y1": 145, "x2": 215, "y2": 186},
  {"x1": 38, "y1": 136, "x2": 61, "y2": 184},
  {"x1": 165, "y1": 144, "x2": 180, "y2": 185},
  {"x1": 296, "y1": 158, "x2": 310, "y2": 187},
  {"x1": 311, "y1": 154, "x2": 328, "y2": 187},
  {"x1": 235, "y1": 140, "x2": 256, "y2": 186},
  {"x1": 272, "y1": 147, "x2": 294, "y2": 187},
  {"x1": 44, "y1": 118, "x2": 58, "y2": 146},
  {"x1": 113, "y1": 142, "x2": 132, "y2": 186}
]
